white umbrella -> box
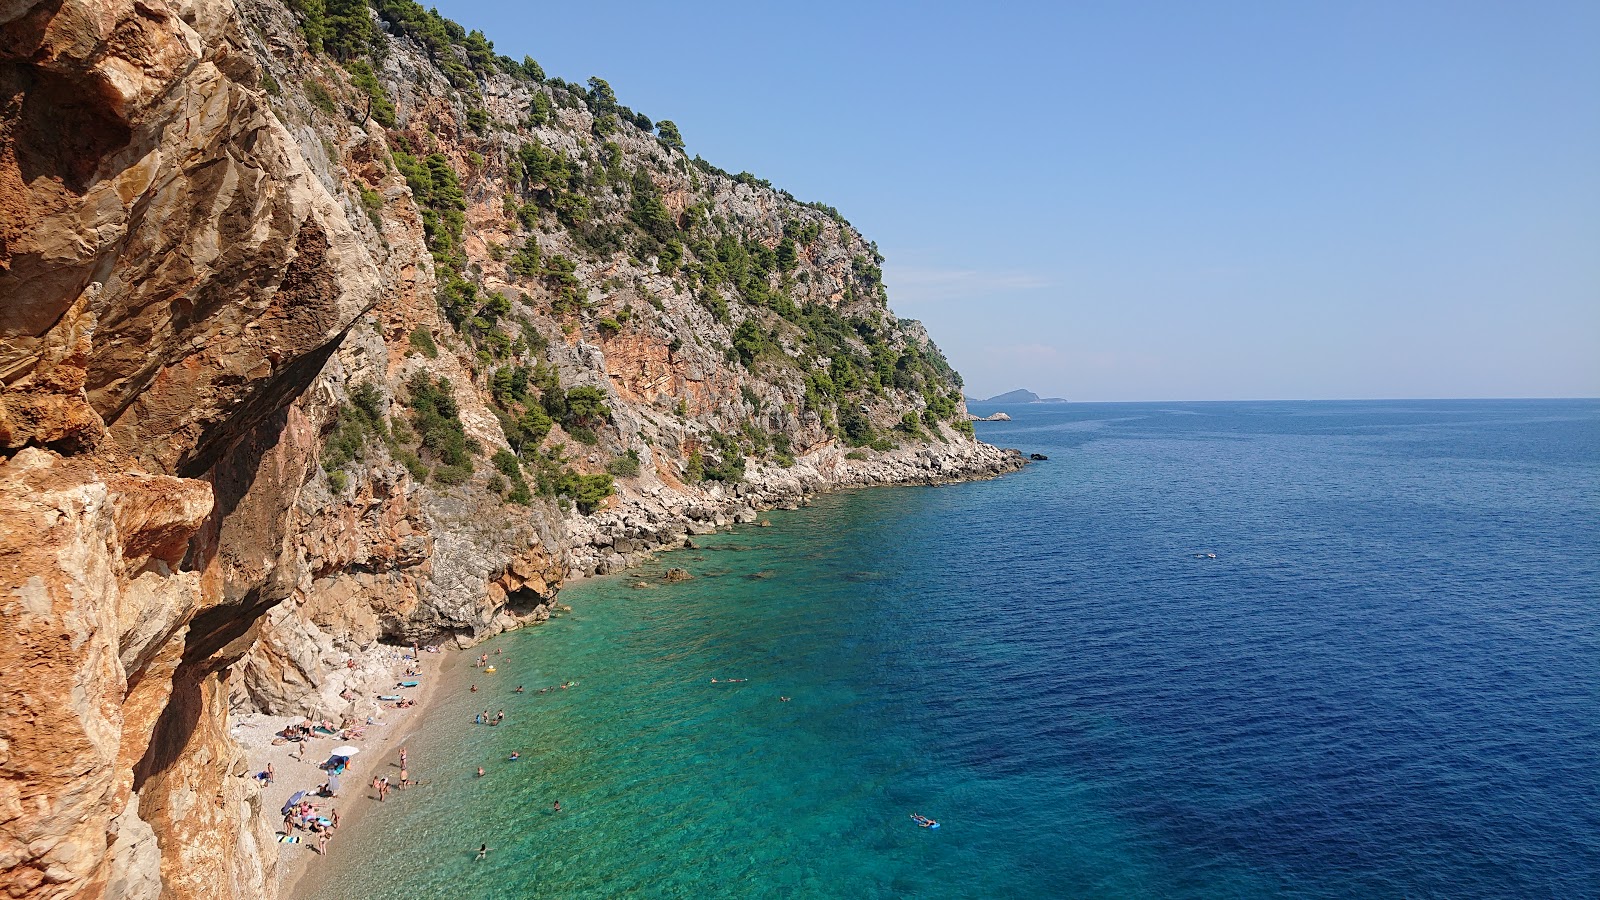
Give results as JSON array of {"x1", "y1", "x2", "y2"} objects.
[{"x1": 330, "y1": 745, "x2": 360, "y2": 757}]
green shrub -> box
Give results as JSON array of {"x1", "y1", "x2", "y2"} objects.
[
  {"x1": 432, "y1": 462, "x2": 472, "y2": 485},
  {"x1": 656, "y1": 119, "x2": 684, "y2": 151},
  {"x1": 567, "y1": 425, "x2": 599, "y2": 445},
  {"x1": 408, "y1": 327, "x2": 438, "y2": 358},
  {"x1": 321, "y1": 382, "x2": 390, "y2": 479},
  {"x1": 508, "y1": 238, "x2": 541, "y2": 277},
  {"x1": 605, "y1": 450, "x2": 641, "y2": 477},
  {"x1": 405, "y1": 372, "x2": 475, "y2": 482},
  {"x1": 562, "y1": 386, "x2": 610, "y2": 428},
  {"x1": 562, "y1": 472, "x2": 613, "y2": 514},
  {"x1": 326, "y1": 469, "x2": 348, "y2": 492},
  {"x1": 305, "y1": 80, "x2": 337, "y2": 115},
  {"x1": 396, "y1": 449, "x2": 428, "y2": 481},
  {"x1": 490, "y1": 449, "x2": 532, "y2": 504},
  {"x1": 346, "y1": 60, "x2": 396, "y2": 127},
  {"x1": 358, "y1": 185, "x2": 385, "y2": 230},
  {"x1": 896, "y1": 411, "x2": 925, "y2": 440}
]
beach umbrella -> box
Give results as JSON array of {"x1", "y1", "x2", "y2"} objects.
[
  {"x1": 280, "y1": 791, "x2": 306, "y2": 816},
  {"x1": 330, "y1": 745, "x2": 360, "y2": 757}
]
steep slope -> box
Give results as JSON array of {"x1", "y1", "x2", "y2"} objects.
[{"x1": 0, "y1": 0, "x2": 1020, "y2": 896}]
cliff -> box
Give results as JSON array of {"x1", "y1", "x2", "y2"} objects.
[{"x1": 0, "y1": 0, "x2": 1020, "y2": 896}]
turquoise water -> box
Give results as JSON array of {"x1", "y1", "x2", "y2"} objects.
[{"x1": 303, "y1": 400, "x2": 1599, "y2": 898}]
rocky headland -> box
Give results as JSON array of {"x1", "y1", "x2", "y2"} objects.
[{"x1": 0, "y1": 0, "x2": 1021, "y2": 896}]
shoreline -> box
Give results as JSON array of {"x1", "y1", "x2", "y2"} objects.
[
  {"x1": 258, "y1": 448, "x2": 1025, "y2": 895},
  {"x1": 234, "y1": 642, "x2": 459, "y2": 899}
]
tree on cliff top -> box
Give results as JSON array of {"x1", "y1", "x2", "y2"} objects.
[{"x1": 656, "y1": 120, "x2": 685, "y2": 152}]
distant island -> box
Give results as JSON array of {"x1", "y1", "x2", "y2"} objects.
[{"x1": 969, "y1": 389, "x2": 1069, "y2": 404}]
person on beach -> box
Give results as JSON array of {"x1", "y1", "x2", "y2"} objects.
[
  {"x1": 265, "y1": 763, "x2": 274, "y2": 785},
  {"x1": 477, "y1": 844, "x2": 488, "y2": 861},
  {"x1": 495, "y1": 709, "x2": 505, "y2": 724},
  {"x1": 318, "y1": 832, "x2": 329, "y2": 856},
  {"x1": 399, "y1": 747, "x2": 407, "y2": 769},
  {"x1": 331, "y1": 809, "x2": 340, "y2": 829},
  {"x1": 475, "y1": 712, "x2": 484, "y2": 725},
  {"x1": 371, "y1": 775, "x2": 380, "y2": 794},
  {"x1": 399, "y1": 767, "x2": 408, "y2": 786}
]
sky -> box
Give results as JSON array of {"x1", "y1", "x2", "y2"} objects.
[{"x1": 426, "y1": 0, "x2": 1598, "y2": 401}]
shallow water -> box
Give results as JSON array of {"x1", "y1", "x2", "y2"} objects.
[{"x1": 304, "y1": 399, "x2": 1600, "y2": 899}]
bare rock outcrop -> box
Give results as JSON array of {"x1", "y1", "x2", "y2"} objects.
[{"x1": 0, "y1": 0, "x2": 383, "y2": 895}]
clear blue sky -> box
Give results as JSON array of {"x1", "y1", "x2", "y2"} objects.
[{"x1": 428, "y1": 0, "x2": 1598, "y2": 401}]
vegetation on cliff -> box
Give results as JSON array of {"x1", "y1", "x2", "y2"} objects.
[{"x1": 282, "y1": 0, "x2": 974, "y2": 505}]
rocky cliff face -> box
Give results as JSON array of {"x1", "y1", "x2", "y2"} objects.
[{"x1": 0, "y1": 0, "x2": 1020, "y2": 895}]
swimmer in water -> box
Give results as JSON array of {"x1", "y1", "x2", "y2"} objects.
[
  {"x1": 477, "y1": 844, "x2": 488, "y2": 860},
  {"x1": 476, "y1": 766, "x2": 485, "y2": 777}
]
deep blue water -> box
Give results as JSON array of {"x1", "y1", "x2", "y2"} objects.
[{"x1": 309, "y1": 399, "x2": 1600, "y2": 898}]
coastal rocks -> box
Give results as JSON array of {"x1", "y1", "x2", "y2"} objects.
[
  {"x1": 969, "y1": 412, "x2": 1013, "y2": 422},
  {"x1": 662, "y1": 568, "x2": 694, "y2": 582},
  {"x1": 558, "y1": 438, "x2": 1024, "y2": 577}
]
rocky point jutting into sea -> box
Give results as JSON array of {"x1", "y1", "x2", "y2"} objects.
[{"x1": 0, "y1": 0, "x2": 1021, "y2": 896}]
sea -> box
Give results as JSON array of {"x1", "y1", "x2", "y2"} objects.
[{"x1": 302, "y1": 399, "x2": 1599, "y2": 899}]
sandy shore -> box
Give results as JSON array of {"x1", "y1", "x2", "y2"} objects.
[{"x1": 232, "y1": 643, "x2": 461, "y2": 898}]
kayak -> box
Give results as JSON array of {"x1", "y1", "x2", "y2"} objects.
[
  {"x1": 485, "y1": 666, "x2": 497, "y2": 673},
  {"x1": 398, "y1": 680, "x2": 420, "y2": 687}
]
